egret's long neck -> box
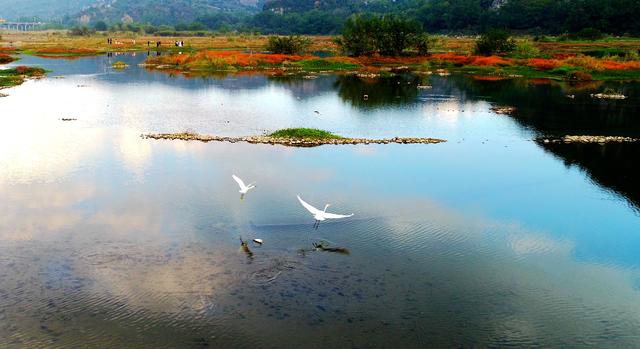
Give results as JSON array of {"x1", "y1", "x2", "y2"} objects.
[{"x1": 323, "y1": 204, "x2": 330, "y2": 212}]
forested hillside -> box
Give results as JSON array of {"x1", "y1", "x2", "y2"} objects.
[
  {"x1": 0, "y1": 0, "x2": 94, "y2": 21},
  {"x1": 4, "y1": 0, "x2": 640, "y2": 36},
  {"x1": 74, "y1": 0, "x2": 263, "y2": 25}
]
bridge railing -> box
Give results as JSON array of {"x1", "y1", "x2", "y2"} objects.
[{"x1": 0, "y1": 22, "x2": 45, "y2": 31}]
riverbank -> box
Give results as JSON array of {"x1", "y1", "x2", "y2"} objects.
[
  {"x1": 142, "y1": 132, "x2": 446, "y2": 147},
  {"x1": 537, "y1": 135, "x2": 640, "y2": 144},
  {"x1": 4, "y1": 32, "x2": 640, "y2": 80}
]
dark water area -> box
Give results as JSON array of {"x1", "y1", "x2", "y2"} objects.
[
  {"x1": 1, "y1": 53, "x2": 640, "y2": 348},
  {"x1": 539, "y1": 141, "x2": 640, "y2": 211}
]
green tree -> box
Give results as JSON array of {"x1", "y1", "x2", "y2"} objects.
[
  {"x1": 474, "y1": 29, "x2": 516, "y2": 56},
  {"x1": 337, "y1": 15, "x2": 377, "y2": 56},
  {"x1": 93, "y1": 21, "x2": 108, "y2": 31},
  {"x1": 374, "y1": 16, "x2": 423, "y2": 56},
  {"x1": 266, "y1": 36, "x2": 312, "y2": 54},
  {"x1": 337, "y1": 15, "x2": 427, "y2": 56}
]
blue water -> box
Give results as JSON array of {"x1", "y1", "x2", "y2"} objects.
[{"x1": 0, "y1": 53, "x2": 639, "y2": 348}]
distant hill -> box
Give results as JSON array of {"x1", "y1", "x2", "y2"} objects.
[
  {"x1": 74, "y1": 0, "x2": 264, "y2": 25},
  {"x1": 0, "y1": 0, "x2": 95, "y2": 21}
]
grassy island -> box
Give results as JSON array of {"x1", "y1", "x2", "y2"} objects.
[
  {"x1": 142, "y1": 130, "x2": 445, "y2": 147},
  {"x1": 268, "y1": 128, "x2": 344, "y2": 139},
  {"x1": 0, "y1": 66, "x2": 46, "y2": 89}
]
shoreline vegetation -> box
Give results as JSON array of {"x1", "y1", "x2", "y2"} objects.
[
  {"x1": 2, "y1": 32, "x2": 640, "y2": 81},
  {"x1": 0, "y1": 66, "x2": 46, "y2": 89},
  {"x1": 142, "y1": 130, "x2": 446, "y2": 147},
  {"x1": 538, "y1": 135, "x2": 640, "y2": 144}
]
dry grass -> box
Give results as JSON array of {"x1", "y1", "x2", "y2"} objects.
[{"x1": 0, "y1": 31, "x2": 337, "y2": 54}]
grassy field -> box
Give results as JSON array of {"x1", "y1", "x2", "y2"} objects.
[
  {"x1": 0, "y1": 31, "x2": 338, "y2": 55},
  {"x1": 3, "y1": 31, "x2": 640, "y2": 80}
]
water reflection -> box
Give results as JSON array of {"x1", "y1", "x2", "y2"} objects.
[
  {"x1": 539, "y1": 141, "x2": 640, "y2": 211},
  {"x1": 1, "y1": 54, "x2": 640, "y2": 347},
  {"x1": 335, "y1": 74, "x2": 423, "y2": 108}
]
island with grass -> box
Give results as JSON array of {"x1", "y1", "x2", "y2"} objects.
[
  {"x1": 142, "y1": 128, "x2": 446, "y2": 147},
  {"x1": 0, "y1": 66, "x2": 46, "y2": 90}
]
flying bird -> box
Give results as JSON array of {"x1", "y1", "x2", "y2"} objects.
[
  {"x1": 232, "y1": 174, "x2": 256, "y2": 199},
  {"x1": 297, "y1": 195, "x2": 353, "y2": 229}
]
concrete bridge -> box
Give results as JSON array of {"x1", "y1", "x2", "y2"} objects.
[{"x1": 0, "y1": 21, "x2": 45, "y2": 31}]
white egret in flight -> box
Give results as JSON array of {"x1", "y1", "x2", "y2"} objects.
[
  {"x1": 232, "y1": 174, "x2": 256, "y2": 199},
  {"x1": 297, "y1": 195, "x2": 354, "y2": 229}
]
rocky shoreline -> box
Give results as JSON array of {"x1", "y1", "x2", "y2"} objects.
[
  {"x1": 142, "y1": 133, "x2": 446, "y2": 147},
  {"x1": 537, "y1": 135, "x2": 640, "y2": 144}
]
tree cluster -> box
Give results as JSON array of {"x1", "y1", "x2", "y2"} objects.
[
  {"x1": 80, "y1": 0, "x2": 640, "y2": 36},
  {"x1": 337, "y1": 15, "x2": 432, "y2": 56},
  {"x1": 266, "y1": 36, "x2": 312, "y2": 55}
]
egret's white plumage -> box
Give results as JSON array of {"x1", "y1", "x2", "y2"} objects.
[
  {"x1": 297, "y1": 195, "x2": 353, "y2": 224},
  {"x1": 232, "y1": 175, "x2": 256, "y2": 194}
]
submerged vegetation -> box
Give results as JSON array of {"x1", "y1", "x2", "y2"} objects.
[{"x1": 0, "y1": 66, "x2": 46, "y2": 89}]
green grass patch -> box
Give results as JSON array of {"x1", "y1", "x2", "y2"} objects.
[
  {"x1": 268, "y1": 128, "x2": 344, "y2": 139},
  {"x1": 448, "y1": 63, "x2": 640, "y2": 81},
  {"x1": 294, "y1": 58, "x2": 360, "y2": 71}
]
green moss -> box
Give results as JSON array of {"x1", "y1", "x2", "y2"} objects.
[
  {"x1": 294, "y1": 58, "x2": 360, "y2": 71},
  {"x1": 268, "y1": 128, "x2": 343, "y2": 139}
]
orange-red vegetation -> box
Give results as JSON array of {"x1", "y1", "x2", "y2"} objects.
[
  {"x1": 14, "y1": 66, "x2": 45, "y2": 76},
  {"x1": 35, "y1": 47, "x2": 101, "y2": 55},
  {"x1": 0, "y1": 53, "x2": 15, "y2": 64},
  {"x1": 354, "y1": 55, "x2": 426, "y2": 66},
  {"x1": 429, "y1": 53, "x2": 512, "y2": 66},
  {"x1": 601, "y1": 60, "x2": 640, "y2": 70},
  {"x1": 527, "y1": 58, "x2": 563, "y2": 70},
  {"x1": 147, "y1": 50, "x2": 310, "y2": 68},
  {"x1": 552, "y1": 53, "x2": 577, "y2": 59},
  {"x1": 528, "y1": 78, "x2": 553, "y2": 85}
]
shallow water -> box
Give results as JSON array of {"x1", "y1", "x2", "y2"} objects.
[{"x1": 1, "y1": 54, "x2": 640, "y2": 348}]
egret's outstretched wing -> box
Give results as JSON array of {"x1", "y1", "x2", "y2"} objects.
[
  {"x1": 297, "y1": 195, "x2": 322, "y2": 215},
  {"x1": 324, "y1": 212, "x2": 354, "y2": 219},
  {"x1": 232, "y1": 175, "x2": 247, "y2": 190}
]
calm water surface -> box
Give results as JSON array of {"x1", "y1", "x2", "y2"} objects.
[{"x1": 1, "y1": 54, "x2": 640, "y2": 348}]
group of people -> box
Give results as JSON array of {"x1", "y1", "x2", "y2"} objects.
[
  {"x1": 107, "y1": 38, "x2": 185, "y2": 48},
  {"x1": 107, "y1": 38, "x2": 135, "y2": 45}
]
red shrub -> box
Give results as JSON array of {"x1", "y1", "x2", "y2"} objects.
[
  {"x1": 0, "y1": 53, "x2": 15, "y2": 64},
  {"x1": 553, "y1": 53, "x2": 577, "y2": 59},
  {"x1": 470, "y1": 56, "x2": 512, "y2": 66}
]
